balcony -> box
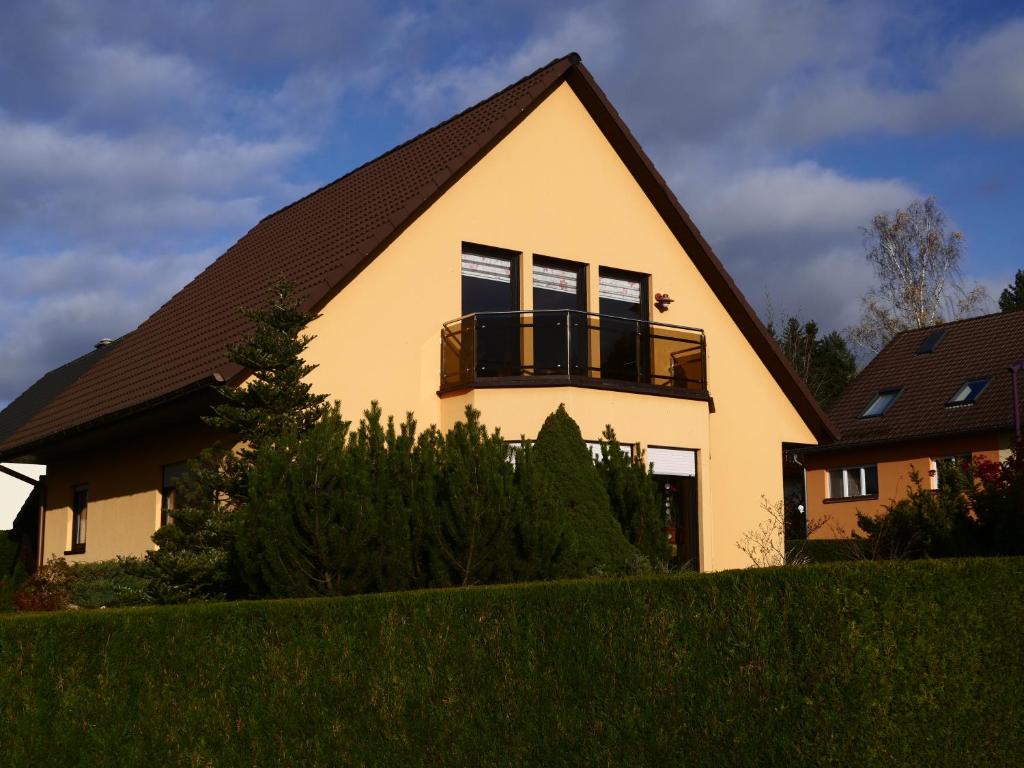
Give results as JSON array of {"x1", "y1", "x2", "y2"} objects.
[{"x1": 440, "y1": 310, "x2": 708, "y2": 399}]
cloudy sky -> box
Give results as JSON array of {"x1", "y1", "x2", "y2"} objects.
[{"x1": 1, "y1": 0, "x2": 1022, "y2": 409}]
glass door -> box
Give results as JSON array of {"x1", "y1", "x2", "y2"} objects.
[
  {"x1": 598, "y1": 268, "x2": 649, "y2": 383},
  {"x1": 461, "y1": 246, "x2": 520, "y2": 378},
  {"x1": 532, "y1": 257, "x2": 587, "y2": 377}
]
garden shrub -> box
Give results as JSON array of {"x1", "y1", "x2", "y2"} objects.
[
  {"x1": 0, "y1": 559, "x2": 1020, "y2": 767},
  {"x1": 595, "y1": 426, "x2": 670, "y2": 564},
  {"x1": 521, "y1": 405, "x2": 638, "y2": 576}
]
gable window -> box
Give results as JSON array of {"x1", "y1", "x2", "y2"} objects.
[
  {"x1": 161, "y1": 462, "x2": 188, "y2": 528},
  {"x1": 461, "y1": 244, "x2": 521, "y2": 378},
  {"x1": 69, "y1": 485, "x2": 88, "y2": 555},
  {"x1": 861, "y1": 388, "x2": 902, "y2": 418},
  {"x1": 828, "y1": 465, "x2": 878, "y2": 499},
  {"x1": 532, "y1": 257, "x2": 588, "y2": 376},
  {"x1": 598, "y1": 268, "x2": 649, "y2": 382},
  {"x1": 948, "y1": 378, "x2": 990, "y2": 406}
]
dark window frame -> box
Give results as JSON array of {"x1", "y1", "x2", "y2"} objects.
[
  {"x1": 946, "y1": 377, "x2": 991, "y2": 407},
  {"x1": 66, "y1": 484, "x2": 88, "y2": 555}
]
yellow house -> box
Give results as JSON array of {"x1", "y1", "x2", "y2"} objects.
[{"x1": 0, "y1": 54, "x2": 833, "y2": 572}]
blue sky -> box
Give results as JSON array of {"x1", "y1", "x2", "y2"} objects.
[{"x1": 1, "y1": 0, "x2": 1022, "y2": 408}]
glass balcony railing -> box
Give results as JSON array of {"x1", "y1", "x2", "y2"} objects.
[{"x1": 440, "y1": 310, "x2": 707, "y2": 395}]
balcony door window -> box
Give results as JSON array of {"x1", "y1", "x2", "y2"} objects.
[
  {"x1": 532, "y1": 257, "x2": 587, "y2": 376},
  {"x1": 461, "y1": 245, "x2": 520, "y2": 377},
  {"x1": 599, "y1": 268, "x2": 649, "y2": 383}
]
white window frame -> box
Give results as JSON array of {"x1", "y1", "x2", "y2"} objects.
[{"x1": 828, "y1": 465, "x2": 877, "y2": 499}]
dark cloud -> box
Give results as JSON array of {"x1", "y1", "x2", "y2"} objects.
[{"x1": 0, "y1": 0, "x2": 1018, "y2": 407}]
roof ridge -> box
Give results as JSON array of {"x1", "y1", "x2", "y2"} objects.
[
  {"x1": 890, "y1": 308, "x2": 1014, "y2": 339},
  {"x1": 257, "y1": 53, "x2": 579, "y2": 228}
]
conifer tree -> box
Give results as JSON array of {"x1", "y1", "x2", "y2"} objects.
[
  {"x1": 433, "y1": 406, "x2": 518, "y2": 586},
  {"x1": 596, "y1": 426, "x2": 670, "y2": 564},
  {"x1": 204, "y1": 279, "x2": 329, "y2": 505},
  {"x1": 523, "y1": 405, "x2": 639, "y2": 576}
]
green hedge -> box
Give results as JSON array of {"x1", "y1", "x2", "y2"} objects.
[{"x1": 1, "y1": 559, "x2": 1022, "y2": 766}]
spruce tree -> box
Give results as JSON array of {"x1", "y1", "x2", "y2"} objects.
[
  {"x1": 596, "y1": 426, "x2": 670, "y2": 564},
  {"x1": 523, "y1": 405, "x2": 639, "y2": 576},
  {"x1": 204, "y1": 279, "x2": 329, "y2": 505}
]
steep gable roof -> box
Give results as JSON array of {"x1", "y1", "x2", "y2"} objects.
[
  {"x1": 0, "y1": 53, "x2": 833, "y2": 458},
  {"x1": 823, "y1": 311, "x2": 1024, "y2": 449}
]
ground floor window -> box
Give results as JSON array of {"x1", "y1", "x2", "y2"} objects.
[
  {"x1": 928, "y1": 454, "x2": 971, "y2": 490},
  {"x1": 828, "y1": 465, "x2": 878, "y2": 499},
  {"x1": 69, "y1": 484, "x2": 87, "y2": 554},
  {"x1": 161, "y1": 462, "x2": 188, "y2": 528}
]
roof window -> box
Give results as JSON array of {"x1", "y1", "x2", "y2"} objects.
[
  {"x1": 948, "y1": 378, "x2": 990, "y2": 406},
  {"x1": 861, "y1": 388, "x2": 902, "y2": 418},
  {"x1": 916, "y1": 328, "x2": 946, "y2": 355}
]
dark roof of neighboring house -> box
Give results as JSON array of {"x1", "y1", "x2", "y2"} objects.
[
  {"x1": 0, "y1": 339, "x2": 122, "y2": 447},
  {"x1": 822, "y1": 311, "x2": 1024, "y2": 450},
  {"x1": 0, "y1": 53, "x2": 835, "y2": 459}
]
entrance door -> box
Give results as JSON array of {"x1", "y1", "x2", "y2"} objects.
[
  {"x1": 599, "y1": 268, "x2": 649, "y2": 383},
  {"x1": 649, "y1": 446, "x2": 699, "y2": 569},
  {"x1": 532, "y1": 257, "x2": 587, "y2": 376},
  {"x1": 461, "y1": 246, "x2": 520, "y2": 378}
]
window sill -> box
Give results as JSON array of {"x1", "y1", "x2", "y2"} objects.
[
  {"x1": 64, "y1": 545, "x2": 86, "y2": 555},
  {"x1": 822, "y1": 494, "x2": 878, "y2": 505}
]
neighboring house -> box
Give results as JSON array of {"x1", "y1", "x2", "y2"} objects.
[
  {"x1": 0, "y1": 53, "x2": 833, "y2": 572},
  {"x1": 803, "y1": 311, "x2": 1024, "y2": 537}
]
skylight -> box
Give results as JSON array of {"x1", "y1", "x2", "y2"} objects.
[
  {"x1": 916, "y1": 328, "x2": 946, "y2": 355},
  {"x1": 948, "y1": 378, "x2": 990, "y2": 406},
  {"x1": 861, "y1": 388, "x2": 902, "y2": 418}
]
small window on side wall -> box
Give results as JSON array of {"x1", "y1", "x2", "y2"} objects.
[
  {"x1": 69, "y1": 485, "x2": 88, "y2": 554},
  {"x1": 161, "y1": 462, "x2": 188, "y2": 528},
  {"x1": 828, "y1": 465, "x2": 878, "y2": 499},
  {"x1": 861, "y1": 388, "x2": 902, "y2": 418}
]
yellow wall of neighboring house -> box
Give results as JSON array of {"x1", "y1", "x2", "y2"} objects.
[{"x1": 304, "y1": 82, "x2": 818, "y2": 571}]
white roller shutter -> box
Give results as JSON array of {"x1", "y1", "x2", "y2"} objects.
[
  {"x1": 598, "y1": 274, "x2": 641, "y2": 303},
  {"x1": 647, "y1": 447, "x2": 696, "y2": 477},
  {"x1": 462, "y1": 251, "x2": 512, "y2": 283},
  {"x1": 533, "y1": 263, "x2": 578, "y2": 294}
]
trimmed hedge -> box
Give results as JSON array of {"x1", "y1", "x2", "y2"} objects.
[{"x1": 1, "y1": 559, "x2": 1022, "y2": 766}]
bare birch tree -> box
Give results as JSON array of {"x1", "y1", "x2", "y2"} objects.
[{"x1": 848, "y1": 196, "x2": 988, "y2": 354}]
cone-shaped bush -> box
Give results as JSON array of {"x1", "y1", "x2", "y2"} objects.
[
  {"x1": 524, "y1": 405, "x2": 638, "y2": 575},
  {"x1": 596, "y1": 426, "x2": 670, "y2": 565}
]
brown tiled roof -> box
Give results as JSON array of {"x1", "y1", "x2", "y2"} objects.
[
  {"x1": 823, "y1": 311, "x2": 1024, "y2": 449},
  {"x1": 0, "y1": 53, "x2": 834, "y2": 458}
]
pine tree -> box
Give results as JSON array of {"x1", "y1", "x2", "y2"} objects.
[
  {"x1": 432, "y1": 406, "x2": 518, "y2": 586},
  {"x1": 596, "y1": 426, "x2": 670, "y2": 564},
  {"x1": 523, "y1": 405, "x2": 639, "y2": 576}
]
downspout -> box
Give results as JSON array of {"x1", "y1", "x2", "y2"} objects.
[{"x1": 1010, "y1": 362, "x2": 1024, "y2": 443}]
